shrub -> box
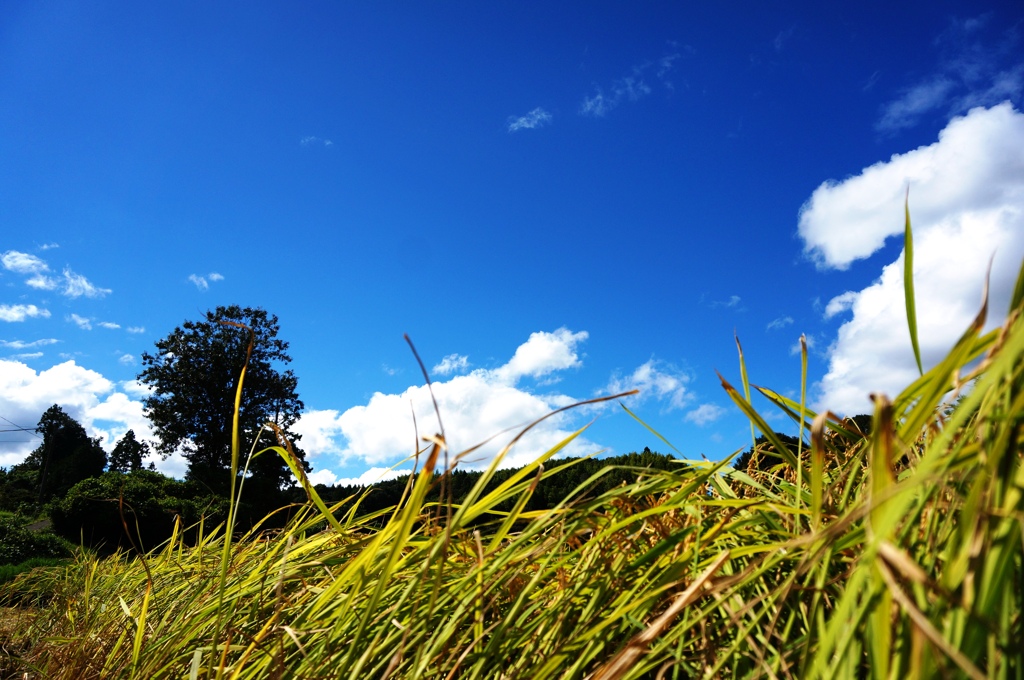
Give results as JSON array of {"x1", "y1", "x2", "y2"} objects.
[
  {"x1": 48, "y1": 470, "x2": 225, "y2": 554},
  {"x1": 0, "y1": 515, "x2": 73, "y2": 565}
]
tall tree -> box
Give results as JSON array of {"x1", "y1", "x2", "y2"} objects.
[
  {"x1": 108, "y1": 429, "x2": 149, "y2": 473},
  {"x1": 12, "y1": 405, "x2": 107, "y2": 502},
  {"x1": 138, "y1": 305, "x2": 306, "y2": 496}
]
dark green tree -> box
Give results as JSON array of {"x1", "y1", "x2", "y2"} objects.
[
  {"x1": 732, "y1": 432, "x2": 803, "y2": 473},
  {"x1": 108, "y1": 429, "x2": 149, "y2": 473},
  {"x1": 138, "y1": 306, "x2": 306, "y2": 497},
  {"x1": 11, "y1": 405, "x2": 107, "y2": 503}
]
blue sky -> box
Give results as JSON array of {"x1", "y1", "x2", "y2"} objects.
[{"x1": 2, "y1": 2, "x2": 1023, "y2": 485}]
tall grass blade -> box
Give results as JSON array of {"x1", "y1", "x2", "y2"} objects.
[{"x1": 903, "y1": 189, "x2": 924, "y2": 376}]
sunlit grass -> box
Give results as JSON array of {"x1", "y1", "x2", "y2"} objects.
[{"x1": 2, "y1": 216, "x2": 1021, "y2": 678}]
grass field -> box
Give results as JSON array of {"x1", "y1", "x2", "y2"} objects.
[{"x1": 2, "y1": 221, "x2": 1021, "y2": 679}]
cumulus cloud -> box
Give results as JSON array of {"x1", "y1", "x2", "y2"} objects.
[
  {"x1": 98, "y1": 321, "x2": 120, "y2": 330},
  {"x1": 684, "y1": 403, "x2": 726, "y2": 426},
  {"x1": 508, "y1": 107, "x2": 552, "y2": 132},
  {"x1": 127, "y1": 326, "x2": 146, "y2": 334},
  {"x1": 0, "y1": 305, "x2": 50, "y2": 322},
  {"x1": 493, "y1": 328, "x2": 588, "y2": 383},
  {"x1": 876, "y1": 17, "x2": 1023, "y2": 133},
  {"x1": 1, "y1": 251, "x2": 48, "y2": 274},
  {"x1": 294, "y1": 329, "x2": 607, "y2": 474},
  {"x1": 432, "y1": 354, "x2": 470, "y2": 376},
  {"x1": 802, "y1": 104, "x2": 1024, "y2": 414},
  {"x1": 0, "y1": 358, "x2": 184, "y2": 475},
  {"x1": 118, "y1": 353, "x2": 136, "y2": 366},
  {"x1": 68, "y1": 313, "x2": 92, "y2": 330},
  {"x1": 605, "y1": 360, "x2": 691, "y2": 411},
  {"x1": 801, "y1": 103, "x2": 1024, "y2": 270}
]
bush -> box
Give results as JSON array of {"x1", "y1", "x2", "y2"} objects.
[
  {"x1": 49, "y1": 470, "x2": 225, "y2": 554},
  {"x1": 0, "y1": 516, "x2": 73, "y2": 565},
  {"x1": 0, "y1": 556, "x2": 70, "y2": 585}
]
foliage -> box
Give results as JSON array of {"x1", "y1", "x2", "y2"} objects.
[
  {"x1": 48, "y1": 470, "x2": 226, "y2": 554},
  {"x1": 732, "y1": 431, "x2": 802, "y2": 472},
  {"x1": 305, "y1": 447, "x2": 687, "y2": 520},
  {"x1": 7, "y1": 405, "x2": 106, "y2": 505},
  {"x1": 108, "y1": 429, "x2": 150, "y2": 473},
  {"x1": 0, "y1": 515, "x2": 73, "y2": 566},
  {"x1": 0, "y1": 557, "x2": 70, "y2": 586},
  {"x1": 138, "y1": 305, "x2": 307, "y2": 496}
]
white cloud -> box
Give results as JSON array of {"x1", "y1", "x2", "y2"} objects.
[
  {"x1": 1, "y1": 338, "x2": 58, "y2": 350},
  {"x1": 300, "y1": 136, "x2": 333, "y2": 147},
  {"x1": 39, "y1": 243, "x2": 59, "y2": 251},
  {"x1": 294, "y1": 329, "x2": 603, "y2": 473},
  {"x1": 99, "y1": 321, "x2": 121, "y2": 330},
  {"x1": 1, "y1": 253, "x2": 108, "y2": 297},
  {"x1": 508, "y1": 107, "x2": 552, "y2": 132},
  {"x1": 120, "y1": 380, "x2": 153, "y2": 399},
  {"x1": 61, "y1": 269, "x2": 111, "y2": 298},
  {"x1": 26, "y1": 274, "x2": 58, "y2": 290},
  {"x1": 684, "y1": 403, "x2": 726, "y2": 426},
  {"x1": 0, "y1": 305, "x2": 50, "y2": 322},
  {"x1": 766, "y1": 316, "x2": 794, "y2": 331},
  {"x1": 13, "y1": 352, "x2": 42, "y2": 360},
  {"x1": 492, "y1": 328, "x2": 587, "y2": 383},
  {"x1": 127, "y1": 326, "x2": 146, "y2": 334},
  {"x1": 1, "y1": 251, "x2": 48, "y2": 274},
  {"x1": 189, "y1": 272, "x2": 223, "y2": 291},
  {"x1": 68, "y1": 313, "x2": 92, "y2": 330},
  {"x1": 432, "y1": 353, "x2": 470, "y2": 376},
  {"x1": 824, "y1": 291, "x2": 859, "y2": 319},
  {"x1": 118, "y1": 353, "x2": 136, "y2": 366},
  {"x1": 801, "y1": 104, "x2": 1024, "y2": 414},
  {"x1": 314, "y1": 466, "x2": 408, "y2": 488},
  {"x1": 605, "y1": 359, "x2": 691, "y2": 411},
  {"x1": 307, "y1": 468, "x2": 339, "y2": 486},
  {"x1": 800, "y1": 103, "x2": 1024, "y2": 270}
]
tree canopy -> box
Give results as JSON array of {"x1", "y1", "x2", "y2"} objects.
[
  {"x1": 108, "y1": 429, "x2": 149, "y2": 473},
  {"x1": 138, "y1": 305, "x2": 306, "y2": 496}
]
